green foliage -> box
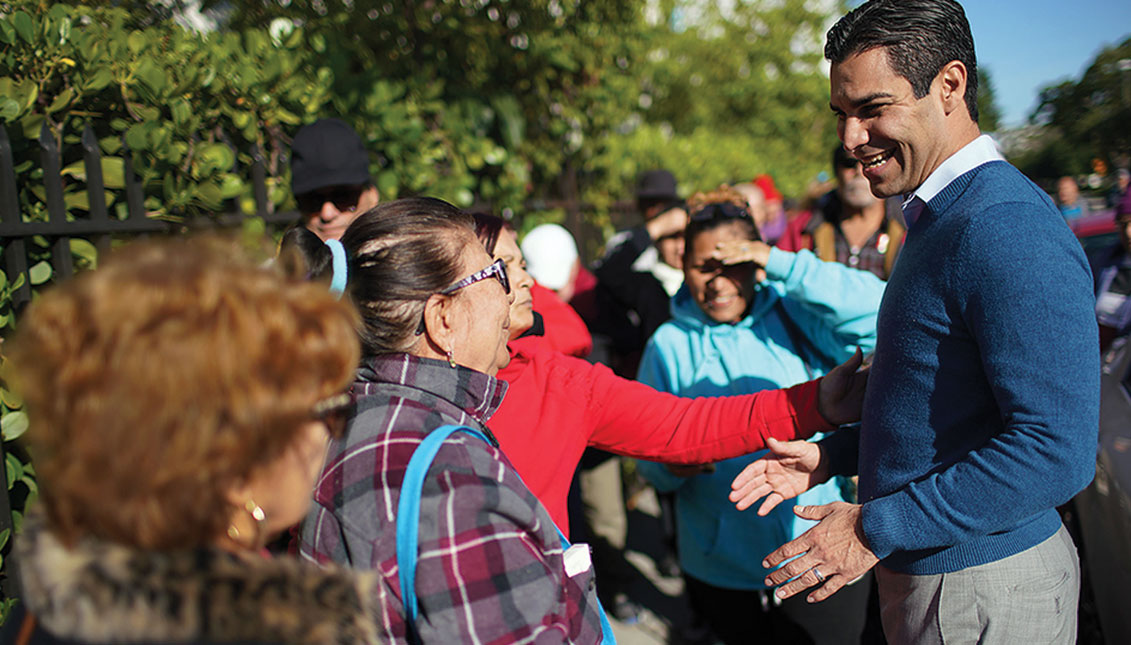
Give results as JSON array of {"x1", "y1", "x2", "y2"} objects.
[
  {"x1": 0, "y1": 349, "x2": 36, "y2": 626},
  {"x1": 218, "y1": 0, "x2": 842, "y2": 223},
  {"x1": 0, "y1": 1, "x2": 340, "y2": 222},
  {"x1": 977, "y1": 68, "x2": 1002, "y2": 134},
  {"x1": 215, "y1": 0, "x2": 644, "y2": 210},
  {"x1": 594, "y1": 1, "x2": 841, "y2": 204},
  {"x1": 1015, "y1": 36, "x2": 1131, "y2": 181},
  {"x1": 0, "y1": 232, "x2": 68, "y2": 622}
]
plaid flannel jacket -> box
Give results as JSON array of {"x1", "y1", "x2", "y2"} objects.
[{"x1": 299, "y1": 353, "x2": 604, "y2": 644}]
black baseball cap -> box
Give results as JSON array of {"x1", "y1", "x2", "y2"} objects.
[
  {"x1": 291, "y1": 118, "x2": 371, "y2": 196},
  {"x1": 636, "y1": 169, "x2": 678, "y2": 201}
]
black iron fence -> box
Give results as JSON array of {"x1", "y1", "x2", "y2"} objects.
[{"x1": 0, "y1": 122, "x2": 302, "y2": 313}]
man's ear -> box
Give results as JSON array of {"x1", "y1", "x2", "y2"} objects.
[
  {"x1": 363, "y1": 185, "x2": 379, "y2": 204},
  {"x1": 937, "y1": 60, "x2": 968, "y2": 116}
]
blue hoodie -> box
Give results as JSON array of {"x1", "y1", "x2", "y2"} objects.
[{"x1": 637, "y1": 247, "x2": 885, "y2": 589}]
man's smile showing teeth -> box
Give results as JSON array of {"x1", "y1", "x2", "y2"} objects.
[{"x1": 861, "y1": 150, "x2": 894, "y2": 169}]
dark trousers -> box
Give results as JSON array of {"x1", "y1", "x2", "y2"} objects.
[{"x1": 684, "y1": 571, "x2": 872, "y2": 645}]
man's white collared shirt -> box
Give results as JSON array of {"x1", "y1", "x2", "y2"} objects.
[{"x1": 901, "y1": 134, "x2": 1003, "y2": 227}]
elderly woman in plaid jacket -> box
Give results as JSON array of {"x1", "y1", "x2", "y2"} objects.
[{"x1": 295, "y1": 198, "x2": 606, "y2": 644}]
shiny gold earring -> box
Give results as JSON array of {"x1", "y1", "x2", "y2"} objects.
[
  {"x1": 227, "y1": 499, "x2": 267, "y2": 545},
  {"x1": 446, "y1": 349, "x2": 457, "y2": 368}
]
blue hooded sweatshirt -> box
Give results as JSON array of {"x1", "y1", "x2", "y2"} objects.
[{"x1": 637, "y1": 247, "x2": 885, "y2": 589}]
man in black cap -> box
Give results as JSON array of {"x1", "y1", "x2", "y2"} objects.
[
  {"x1": 587, "y1": 168, "x2": 688, "y2": 376},
  {"x1": 290, "y1": 118, "x2": 380, "y2": 241},
  {"x1": 632, "y1": 169, "x2": 687, "y2": 275}
]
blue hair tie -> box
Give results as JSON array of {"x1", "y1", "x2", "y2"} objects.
[{"x1": 325, "y1": 239, "x2": 347, "y2": 297}]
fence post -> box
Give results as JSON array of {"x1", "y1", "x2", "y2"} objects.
[
  {"x1": 81, "y1": 125, "x2": 109, "y2": 224},
  {"x1": 0, "y1": 126, "x2": 31, "y2": 313},
  {"x1": 252, "y1": 144, "x2": 269, "y2": 219},
  {"x1": 39, "y1": 123, "x2": 73, "y2": 282},
  {"x1": 81, "y1": 125, "x2": 112, "y2": 255},
  {"x1": 121, "y1": 139, "x2": 146, "y2": 222}
]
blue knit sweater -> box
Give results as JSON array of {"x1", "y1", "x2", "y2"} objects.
[{"x1": 842, "y1": 160, "x2": 1099, "y2": 575}]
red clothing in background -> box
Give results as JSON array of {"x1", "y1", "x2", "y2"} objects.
[
  {"x1": 775, "y1": 210, "x2": 813, "y2": 252},
  {"x1": 531, "y1": 282, "x2": 592, "y2": 358},
  {"x1": 491, "y1": 332, "x2": 833, "y2": 535},
  {"x1": 568, "y1": 265, "x2": 600, "y2": 327}
]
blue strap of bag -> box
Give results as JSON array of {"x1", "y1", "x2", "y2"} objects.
[{"x1": 395, "y1": 424, "x2": 615, "y2": 644}]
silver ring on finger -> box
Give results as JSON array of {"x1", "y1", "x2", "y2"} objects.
[{"x1": 812, "y1": 566, "x2": 826, "y2": 583}]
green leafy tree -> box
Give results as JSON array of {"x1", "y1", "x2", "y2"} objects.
[
  {"x1": 217, "y1": 0, "x2": 847, "y2": 237},
  {"x1": 977, "y1": 67, "x2": 1002, "y2": 133},
  {"x1": 214, "y1": 0, "x2": 644, "y2": 210},
  {"x1": 1016, "y1": 36, "x2": 1131, "y2": 180},
  {"x1": 591, "y1": 0, "x2": 843, "y2": 212}
]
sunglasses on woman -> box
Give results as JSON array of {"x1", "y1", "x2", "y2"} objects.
[
  {"x1": 690, "y1": 202, "x2": 753, "y2": 223},
  {"x1": 414, "y1": 258, "x2": 511, "y2": 335}
]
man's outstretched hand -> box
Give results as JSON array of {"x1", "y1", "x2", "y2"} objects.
[
  {"x1": 729, "y1": 437, "x2": 827, "y2": 515},
  {"x1": 762, "y1": 502, "x2": 879, "y2": 603}
]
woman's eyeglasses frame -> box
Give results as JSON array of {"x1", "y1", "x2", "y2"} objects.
[
  {"x1": 310, "y1": 391, "x2": 355, "y2": 440},
  {"x1": 414, "y1": 258, "x2": 511, "y2": 336}
]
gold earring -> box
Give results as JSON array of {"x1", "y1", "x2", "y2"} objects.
[
  {"x1": 446, "y1": 349, "x2": 457, "y2": 368},
  {"x1": 227, "y1": 499, "x2": 267, "y2": 545}
]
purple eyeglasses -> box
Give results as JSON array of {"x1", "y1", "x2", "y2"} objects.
[
  {"x1": 415, "y1": 258, "x2": 511, "y2": 335},
  {"x1": 439, "y1": 258, "x2": 510, "y2": 296}
]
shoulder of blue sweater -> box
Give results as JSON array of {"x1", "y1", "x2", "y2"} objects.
[{"x1": 931, "y1": 161, "x2": 1056, "y2": 217}]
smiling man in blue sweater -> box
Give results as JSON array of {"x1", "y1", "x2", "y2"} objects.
[{"x1": 734, "y1": 1, "x2": 1099, "y2": 643}]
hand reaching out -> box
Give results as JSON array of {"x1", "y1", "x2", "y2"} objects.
[
  {"x1": 729, "y1": 437, "x2": 828, "y2": 515},
  {"x1": 816, "y1": 348, "x2": 868, "y2": 426}
]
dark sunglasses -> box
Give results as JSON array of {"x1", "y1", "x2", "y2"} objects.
[
  {"x1": 295, "y1": 185, "x2": 367, "y2": 214},
  {"x1": 310, "y1": 391, "x2": 355, "y2": 440},
  {"x1": 690, "y1": 202, "x2": 753, "y2": 223},
  {"x1": 414, "y1": 259, "x2": 511, "y2": 335}
]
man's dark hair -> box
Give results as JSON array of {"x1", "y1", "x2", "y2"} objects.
[{"x1": 825, "y1": 0, "x2": 979, "y2": 123}]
